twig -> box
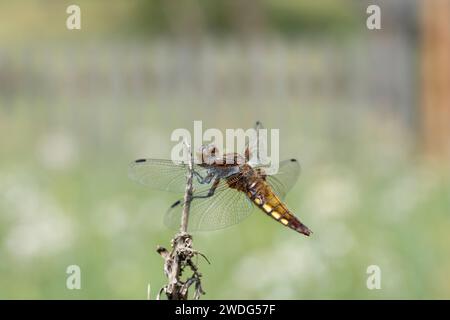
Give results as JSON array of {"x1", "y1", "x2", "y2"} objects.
[
  {"x1": 156, "y1": 141, "x2": 208, "y2": 300},
  {"x1": 180, "y1": 140, "x2": 194, "y2": 233}
]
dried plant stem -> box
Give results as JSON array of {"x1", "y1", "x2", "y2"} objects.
[{"x1": 156, "y1": 141, "x2": 208, "y2": 300}]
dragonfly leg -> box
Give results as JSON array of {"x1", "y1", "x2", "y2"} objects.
[
  {"x1": 191, "y1": 177, "x2": 220, "y2": 199},
  {"x1": 169, "y1": 176, "x2": 219, "y2": 210},
  {"x1": 193, "y1": 170, "x2": 214, "y2": 185}
]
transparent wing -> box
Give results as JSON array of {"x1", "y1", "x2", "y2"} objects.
[
  {"x1": 244, "y1": 122, "x2": 301, "y2": 198},
  {"x1": 128, "y1": 158, "x2": 212, "y2": 193},
  {"x1": 164, "y1": 176, "x2": 255, "y2": 232},
  {"x1": 258, "y1": 159, "x2": 301, "y2": 199},
  {"x1": 245, "y1": 121, "x2": 267, "y2": 166}
]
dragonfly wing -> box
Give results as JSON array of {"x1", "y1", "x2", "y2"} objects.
[
  {"x1": 245, "y1": 121, "x2": 267, "y2": 165},
  {"x1": 262, "y1": 159, "x2": 301, "y2": 199},
  {"x1": 128, "y1": 158, "x2": 211, "y2": 193},
  {"x1": 164, "y1": 178, "x2": 255, "y2": 232},
  {"x1": 243, "y1": 122, "x2": 301, "y2": 198}
]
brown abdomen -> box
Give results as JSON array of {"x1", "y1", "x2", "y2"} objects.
[{"x1": 246, "y1": 179, "x2": 312, "y2": 236}]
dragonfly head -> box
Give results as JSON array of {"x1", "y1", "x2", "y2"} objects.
[{"x1": 197, "y1": 143, "x2": 219, "y2": 165}]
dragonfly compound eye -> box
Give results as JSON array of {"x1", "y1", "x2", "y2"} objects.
[
  {"x1": 195, "y1": 146, "x2": 206, "y2": 164},
  {"x1": 199, "y1": 144, "x2": 218, "y2": 164},
  {"x1": 196, "y1": 144, "x2": 218, "y2": 164}
]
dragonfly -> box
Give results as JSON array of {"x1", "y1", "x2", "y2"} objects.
[{"x1": 129, "y1": 124, "x2": 311, "y2": 236}]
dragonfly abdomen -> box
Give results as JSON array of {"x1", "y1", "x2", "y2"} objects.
[{"x1": 247, "y1": 180, "x2": 311, "y2": 236}]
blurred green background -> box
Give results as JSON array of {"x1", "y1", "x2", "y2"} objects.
[{"x1": 1, "y1": 0, "x2": 450, "y2": 299}]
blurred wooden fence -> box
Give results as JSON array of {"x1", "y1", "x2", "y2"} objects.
[
  {"x1": 0, "y1": 37, "x2": 416, "y2": 117},
  {"x1": 420, "y1": 0, "x2": 450, "y2": 160}
]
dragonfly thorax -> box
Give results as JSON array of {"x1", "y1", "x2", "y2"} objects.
[{"x1": 197, "y1": 143, "x2": 246, "y2": 166}]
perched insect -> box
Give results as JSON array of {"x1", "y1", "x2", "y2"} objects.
[{"x1": 129, "y1": 123, "x2": 311, "y2": 236}]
